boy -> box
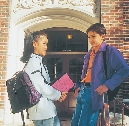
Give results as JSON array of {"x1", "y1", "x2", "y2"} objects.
[{"x1": 71, "y1": 23, "x2": 129, "y2": 126}]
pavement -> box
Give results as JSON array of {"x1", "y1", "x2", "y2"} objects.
[
  {"x1": 0, "y1": 121, "x2": 70, "y2": 126},
  {"x1": 0, "y1": 117, "x2": 71, "y2": 126},
  {"x1": 1, "y1": 113, "x2": 129, "y2": 126},
  {"x1": 109, "y1": 112, "x2": 129, "y2": 126}
]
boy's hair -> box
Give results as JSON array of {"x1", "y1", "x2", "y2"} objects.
[
  {"x1": 86, "y1": 23, "x2": 106, "y2": 35},
  {"x1": 20, "y1": 30, "x2": 47, "y2": 63}
]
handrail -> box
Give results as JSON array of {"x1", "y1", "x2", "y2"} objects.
[
  {"x1": 113, "y1": 98, "x2": 129, "y2": 126},
  {"x1": 97, "y1": 95, "x2": 129, "y2": 126},
  {"x1": 114, "y1": 98, "x2": 129, "y2": 110},
  {"x1": 97, "y1": 93, "x2": 110, "y2": 126}
]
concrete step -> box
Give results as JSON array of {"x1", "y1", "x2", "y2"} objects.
[
  {"x1": 1, "y1": 118, "x2": 71, "y2": 126},
  {"x1": 1, "y1": 113, "x2": 129, "y2": 126}
]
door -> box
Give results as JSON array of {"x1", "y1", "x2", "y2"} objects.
[
  {"x1": 44, "y1": 52, "x2": 85, "y2": 117},
  {"x1": 44, "y1": 27, "x2": 88, "y2": 117}
]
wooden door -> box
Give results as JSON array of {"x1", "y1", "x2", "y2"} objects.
[{"x1": 44, "y1": 53, "x2": 85, "y2": 117}]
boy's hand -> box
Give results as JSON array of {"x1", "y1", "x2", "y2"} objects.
[
  {"x1": 59, "y1": 92, "x2": 68, "y2": 102},
  {"x1": 95, "y1": 85, "x2": 108, "y2": 95},
  {"x1": 74, "y1": 87, "x2": 80, "y2": 97}
]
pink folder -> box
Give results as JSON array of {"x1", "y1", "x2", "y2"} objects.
[{"x1": 51, "y1": 73, "x2": 74, "y2": 92}]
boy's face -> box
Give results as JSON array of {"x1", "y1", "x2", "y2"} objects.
[
  {"x1": 87, "y1": 31, "x2": 105, "y2": 47},
  {"x1": 33, "y1": 35, "x2": 48, "y2": 57}
]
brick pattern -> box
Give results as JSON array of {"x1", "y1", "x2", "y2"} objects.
[
  {"x1": 0, "y1": 0, "x2": 10, "y2": 124},
  {"x1": 101, "y1": 0, "x2": 129, "y2": 100},
  {"x1": 101, "y1": 0, "x2": 124, "y2": 51},
  {"x1": 122, "y1": 0, "x2": 129, "y2": 99},
  {"x1": 123, "y1": 0, "x2": 129, "y2": 97},
  {"x1": 123, "y1": 0, "x2": 129, "y2": 61}
]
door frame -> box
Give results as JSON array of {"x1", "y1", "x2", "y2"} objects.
[
  {"x1": 45, "y1": 52, "x2": 86, "y2": 80},
  {"x1": 44, "y1": 52, "x2": 86, "y2": 117}
]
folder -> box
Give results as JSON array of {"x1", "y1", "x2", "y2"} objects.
[{"x1": 51, "y1": 73, "x2": 74, "y2": 92}]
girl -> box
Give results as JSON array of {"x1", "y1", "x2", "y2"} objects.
[{"x1": 21, "y1": 30, "x2": 67, "y2": 126}]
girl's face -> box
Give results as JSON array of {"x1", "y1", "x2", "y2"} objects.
[
  {"x1": 87, "y1": 31, "x2": 105, "y2": 47},
  {"x1": 33, "y1": 35, "x2": 48, "y2": 57}
]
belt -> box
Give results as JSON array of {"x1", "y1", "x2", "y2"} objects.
[{"x1": 82, "y1": 82, "x2": 91, "y2": 86}]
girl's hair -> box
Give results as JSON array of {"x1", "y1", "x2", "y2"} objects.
[
  {"x1": 20, "y1": 30, "x2": 47, "y2": 63},
  {"x1": 86, "y1": 23, "x2": 106, "y2": 35}
]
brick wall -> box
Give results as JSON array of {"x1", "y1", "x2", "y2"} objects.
[
  {"x1": 123, "y1": 0, "x2": 129, "y2": 64},
  {"x1": 101, "y1": 0, "x2": 129, "y2": 100},
  {"x1": 0, "y1": 0, "x2": 10, "y2": 124},
  {"x1": 123, "y1": 0, "x2": 129, "y2": 98}
]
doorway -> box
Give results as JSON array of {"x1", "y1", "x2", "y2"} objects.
[
  {"x1": 43, "y1": 28, "x2": 88, "y2": 117},
  {"x1": 44, "y1": 52, "x2": 85, "y2": 117}
]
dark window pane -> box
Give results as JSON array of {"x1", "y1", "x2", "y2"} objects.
[
  {"x1": 45, "y1": 28, "x2": 88, "y2": 52},
  {"x1": 69, "y1": 58, "x2": 83, "y2": 82},
  {"x1": 47, "y1": 58, "x2": 63, "y2": 81}
]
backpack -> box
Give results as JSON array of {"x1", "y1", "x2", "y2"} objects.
[
  {"x1": 103, "y1": 45, "x2": 122, "y2": 101},
  {"x1": 6, "y1": 70, "x2": 42, "y2": 126}
]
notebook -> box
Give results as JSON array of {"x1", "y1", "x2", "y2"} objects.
[{"x1": 50, "y1": 73, "x2": 74, "y2": 92}]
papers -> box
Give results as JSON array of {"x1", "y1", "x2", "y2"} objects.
[{"x1": 51, "y1": 73, "x2": 74, "y2": 92}]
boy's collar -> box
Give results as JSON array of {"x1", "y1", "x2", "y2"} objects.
[
  {"x1": 91, "y1": 44, "x2": 101, "y2": 54},
  {"x1": 87, "y1": 42, "x2": 107, "y2": 55}
]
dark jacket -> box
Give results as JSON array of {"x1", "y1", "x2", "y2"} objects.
[{"x1": 81, "y1": 42, "x2": 129, "y2": 110}]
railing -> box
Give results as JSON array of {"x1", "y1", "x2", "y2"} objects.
[
  {"x1": 97, "y1": 94, "x2": 129, "y2": 126},
  {"x1": 97, "y1": 93, "x2": 110, "y2": 126},
  {"x1": 112, "y1": 98, "x2": 129, "y2": 126}
]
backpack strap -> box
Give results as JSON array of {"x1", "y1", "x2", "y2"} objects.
[
  {"x1": 103, "y1": 45, "x2": 109, "y2": 79},
  {"x1": 101, "y1": 45, "x2": 110, "y2": 125},
  {"x1": 102, "y1": 45, "x2": 109, "y2": 103},
  {"x1": 21, "y1": 110, "x2": 25, "y2": 126}
]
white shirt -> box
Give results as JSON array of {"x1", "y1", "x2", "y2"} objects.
[{"x1": 24, "y1": 53, "x2": 61, "y2": 120}]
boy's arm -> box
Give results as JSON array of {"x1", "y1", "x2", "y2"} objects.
[{"x1": 104, "y1": 47, "x2": 129, "y2": 91}]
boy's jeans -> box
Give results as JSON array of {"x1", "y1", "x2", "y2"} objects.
[
  {"x1": 33, "y1": 115, "x2": 62, "y2": 126},
  {"x1": 71, "y1": 85, "x2": 99, "y2": 126}
]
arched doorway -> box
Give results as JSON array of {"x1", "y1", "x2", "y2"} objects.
[
  {"x1": 44, "y1": 28, "x2": 88, "y2": 117},
  {"x1": 5, "y1": 1, "x2": 100, "y2": 124}
]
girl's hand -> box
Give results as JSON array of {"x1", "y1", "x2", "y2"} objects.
[{"x1": 59, "y1": 92, "x2": 68, "y2": 102}]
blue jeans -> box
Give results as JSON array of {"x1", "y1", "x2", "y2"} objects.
[
  {"x1": 33, "y1": 115, "x2": 62, "y2": 126},
  {"x1": 71, "y1": 86, "x2": 99, "y2": 126}
]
